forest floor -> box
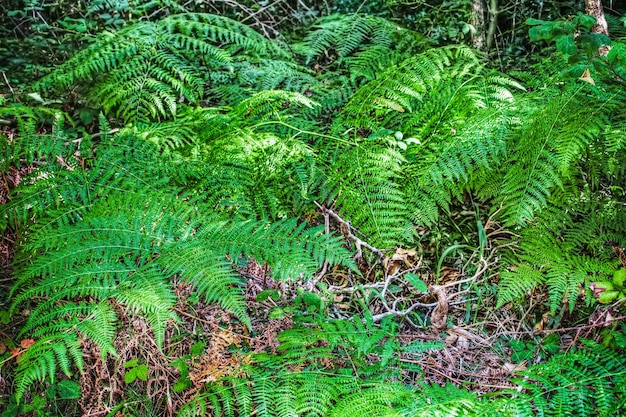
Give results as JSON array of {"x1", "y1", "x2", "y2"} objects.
[{"x1": 1, "y1": 123, "x2": 623, "y2": 413}]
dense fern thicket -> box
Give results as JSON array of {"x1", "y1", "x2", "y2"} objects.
[{"x1": 1, "y1": 3, "x2": 626, "y2": 416}]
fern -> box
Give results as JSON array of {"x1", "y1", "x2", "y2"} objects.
[
  {"x1": 399, "y1": 383, "x2": 484, "y2": 417},
  {"x1": 343, "y1": 46, "x2": 404, "y2": 85},
  {"x1": 489, "y1": 83, "x2": 624, "y2": 225},
  {"x1": 505, "y1": 340, "x2": 626, "y2": 417},
  {"x1": 337, "y1": 45, "x2": 481, "y2": 132},
  {"x1": 176, "y1": 90, "x2": 325, "y2": 220},
  {"x1": 232, "y1": 90, "x2": 318, "y2": 124},
  {"x1": 497, "y1": 194, "x2": 625, "y2": 312},
  {"x1": 34, "y1": 13, "x2": 289, "y2": 123},
  {"x1": 6, "y1": 8, "x2": 626, "y2": 415},
  {"x1": 485, "y1": 75, "x2": 626, "y2": 310},
  {"x1": 288, "y1": 14, "x2": 428, "y2": 122},
  {"x1": 604, "y1": 117, "x2": 626, "y2": 177},
  {"x1": 0, "y1": 106, "x2": 74, "y2": 171},
  {"x1": 12, "y1": 332, "x2": 84, "y2": 402},
  {"x1": 322, "y1": 142, "x2": 412, "y2": 247},
  {"x1": 492, "y1": 72, "x2": 626, "y2": 309},
  {"x1": 4, "y1": 118, "x2": 355, "y2": 400},
  {"x1": 496, "y1": 264, "x2": 546, "y2": 309},
  {"x1": 403, "y1": 107, "x2": 510, "y2": 225},
  {"x1": 179, "y1": 324, "x2": 626, "y2": 417},
  {"x1": 86, "y1": 0, "x2": 188, "y2": 16},
  {"x1": 326, "y1": 46, "x2": 521, "y2": 229},
  {"x1": 329, "y1": 384, "x2": 406, "y2": 417},
  {"x1": 298, "y1": 14, "x2": 424, "y2": 65},
  {"x1": 178, "y1": 315, "x2": 485, "y2": 417},
  {"x1": 230, "y1": 59, "x2": 319, "y2": 98}
]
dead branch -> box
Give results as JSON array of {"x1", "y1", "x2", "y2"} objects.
[{"x1": 316, "y1": 203, "x2": 385, "y2": 260}]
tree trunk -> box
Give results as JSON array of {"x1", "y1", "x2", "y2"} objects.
[
  {"x1": 471, "y1": 0, "x2": 486, "y2": 50},
  {"x1": 585, "y1": 0, "x2": 609, "y2": 36},
  {"x1": 485, "y1": 0, "x2": 498, "y2": 51}
]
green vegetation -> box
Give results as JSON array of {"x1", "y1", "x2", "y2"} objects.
[{"x1": 1, "y1": 1, "x2": 625, "y2": 416}]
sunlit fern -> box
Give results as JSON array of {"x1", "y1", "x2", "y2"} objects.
[
  {"x1": 34, "y1": 13, "x2": 289, "y2": 123},
  {"x1": 3, "y1": 119, "x2": 355, "y2": 401}
]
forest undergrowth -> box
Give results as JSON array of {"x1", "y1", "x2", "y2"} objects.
[{"x1": 1, "y1": 1, "x2": 626, "y2": 416}]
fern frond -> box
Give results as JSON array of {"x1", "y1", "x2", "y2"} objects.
[
  {"x1": 404, "y1": 109, "x2": 510, "y2": 226},
  {"x1": 344, "y1": 45, "x2": 403, "y2": 84},
  {"x1": 0, "y1": 107, "x2": 77, "y2": 172},
  {"x1": 13, "y1": 333, "x2": 83, "y2": 401},
  {"x1": 499, "y1": 140, "x2": 562, "y2": 225},
  {"x1": 35, "y1": 13, "x2": 288, "y2": 123},
  {"x1": 74, "y1": 302, "x2": 118, "y2": 360},
  {"x1": 295, "y1": 374, "x2": 355, "y2": 417},
  {"x1": 604, "y1": 117, "x2": 626, "y2": 176},
  {"x1": 497, "y1": 191, "x2": 624, "y2": 311},
  {"x1": 187, "y1": 113, "x2": 328, "y2": 220},
  {"x1": 300, "y1": 14, "x2": 423, "y2": 65},
  {"x1": 497, "y1": 264, "x2": 545, "y2": 309},
  {"x1": 235, "y1": 59, "x2": 318, "y2": 94},
  {"x1": 337, "y1": 45, "x2": 481, "y2": 132},
  {"x1": 507, "y1": 340, "x2": 626, "y2": 416},
  {"x1": 323, "y1": 143, "x2": 412, "y2": 247},
  {"x1": 159, "y1": 243, "x2": 250, "y2": 328},
  {"x1": 232, "y1": 90, "x2": 318, "y2": 124},
  {"x1": 161, "y1": 13, "x2": 289, "y2": 59},
  {"x1": 115, "y1": 264, "x2": 178, "y2": 349},
  {"x1": 251, "y1": 374, "x2": 276, "y2": 417},
  {"x1": 330, "y1": 383, "x2": 407, "y2": 417},
  {"x1": 273, "y1": 379, "x2": 299, "y2": 417},
  {"x1": 331, "y1": 46, "x2": 520, "y2": 228},
  {"x1": 1, "y1": 124, "x2": 186, "y2": 234},
  {"x1": 192, "y1": 217, "x2": 355, "y2": 281},
  {"x1": 399, "y1": 383, "x2": 484, "y2": 417},
  {"x1": 491, "y1": 83, "x2": 624, "y2": 225}
]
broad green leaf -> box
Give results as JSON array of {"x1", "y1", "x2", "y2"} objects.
[
  {"x1": 124, "y1": 369, "x2": 137, "y2": 384},
  {"x1": 526, "y1": 18, "x2": 546, "y2": 26},
  {"x1": 123, "y1": 359, "x2": 139, "y2": 368},
  {"x1": 576, "y1": 14, "x2": 597, "y2": 31},
  {"x1": 190, "y1": 341, "x2": 206, "y2": 356},
  {"x1": 27, "y1": 92, "x2": 45, "y2": 103},
  {"x1": 135, "y1": 364, "x2": 149, "y2": 381},
  {"x1": 556, "y1": 35, "x2": 577, "y2": 56},
  {"x1": 268, "y1": 307, "x2": 286, "y2": 319},
  {"x1": 256, "y1": 289, "x2": 280, "y2": 302},
  {"x1": 55, "y1": 380, "x2": 81, "y2": 399}
]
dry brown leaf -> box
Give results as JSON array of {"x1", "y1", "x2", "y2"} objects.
[
  {"x1": 580, "y1": 68, "x2": 595, "y2": 85},
  {"x1": 503, "y1": 361, "x2": 527, "y2": 373},
  {"x1": 445, "y1": 334, "x2": 458, "y2": 346},
  {"x1": 384, "y1": 247, "x2": 419, "y2": 276},
  {"x1": 456, "y1": 335, "x2": 470, "y2": 349},
  {"x1": 20, "y1": 339, "x2": 35, "y2": 349}
]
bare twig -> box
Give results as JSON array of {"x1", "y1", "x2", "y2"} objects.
[
  {"x1": 65, "y1": 128, "x2": 120, "y2": 146},
  {"x1": 449, "y1": 326, "x2": 491, "y2": 346},
  {"x1": 437, "y1": 257, "x2": 491, "y2": 290},
  {"x1": 317, "y1": 203, "x2": 385, "y2": 259},
  {"x1": 2, "y1": 72, "x2": 16, "y2": 96},
  {"x1": 371, "y1": 300, "x2": 437, "y2": 322}
]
